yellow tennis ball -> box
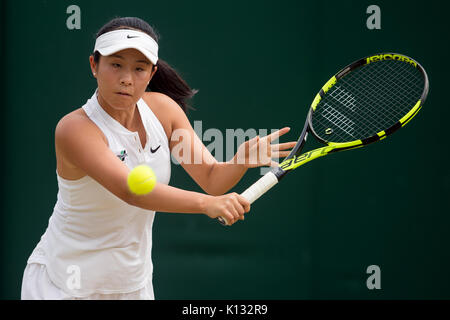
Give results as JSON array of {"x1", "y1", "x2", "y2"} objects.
[{"x1": 127, "y1": 165, "x2": 157, "y2": 195}]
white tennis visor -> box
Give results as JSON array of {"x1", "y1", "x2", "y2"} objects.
[{"x1": 94, "y1": 29, "x2": 159, "y2": 65}]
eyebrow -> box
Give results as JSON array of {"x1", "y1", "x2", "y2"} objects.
[{"x1": 110, "y1": 54, "x2": 150, "y2": 65}]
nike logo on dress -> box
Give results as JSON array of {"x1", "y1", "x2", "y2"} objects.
[
  {"x1": 127, "y1": 35, "x2": 139, "y2": 38},
  {"x1": 150, "y1": 145, "x2": 161, "y2": 153}
]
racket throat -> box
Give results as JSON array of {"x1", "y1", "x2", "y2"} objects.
[{"x1": 272, "y1": 166, "x2": 287, "y2": 181}]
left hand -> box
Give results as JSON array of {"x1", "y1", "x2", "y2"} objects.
[{"x1": 233, "y1": 127, "x2": 297, "y2": 168}]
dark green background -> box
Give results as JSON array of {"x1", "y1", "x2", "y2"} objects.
[{"x1": 1, "y1": 0, "x2": 449, "y2": 299}]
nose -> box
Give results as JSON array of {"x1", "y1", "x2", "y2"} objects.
[{"x1": 120, "y1": 70, "x2": 133, "y2": 86}]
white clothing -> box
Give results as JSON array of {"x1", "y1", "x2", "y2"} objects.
[
  {"x1": 22, "y1": 88, "x2": 170, "y2": 299},
  {"x1": 21, "y1": 263, "x2": 154, "y2": 300}
]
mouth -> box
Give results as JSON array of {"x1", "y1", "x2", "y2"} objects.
[{"x1": 116, "y1": 92, "x2": 132, "y2": 96}]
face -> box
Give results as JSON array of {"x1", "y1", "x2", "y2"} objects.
[{"x1": 89, "y1": 48, "x2": 157, "y2": 111}]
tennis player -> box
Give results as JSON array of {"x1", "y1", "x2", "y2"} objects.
[{"x1": 21, "y1": 16, "x2": 295, "y2": 300}]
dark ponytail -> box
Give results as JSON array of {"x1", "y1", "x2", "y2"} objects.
[
  {"x1": 92, "y1": 16, "x2": 197, "y2": 112},
  {"x1": 148, "y1": 59, "x2": 198, "y2": 112}
]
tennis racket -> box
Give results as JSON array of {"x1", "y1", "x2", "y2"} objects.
[{"x1": 218, "y1": 52, "x2": 429, "y2": 226}]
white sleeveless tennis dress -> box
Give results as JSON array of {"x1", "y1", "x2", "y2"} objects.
[{"x1": 21, "y1": 88, "x2": 171, "y2": 299}]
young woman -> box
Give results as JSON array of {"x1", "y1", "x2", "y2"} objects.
[{"x1": 21, "y1": 16, "x2": 295, "y2": 300}]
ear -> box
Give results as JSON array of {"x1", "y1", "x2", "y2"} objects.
[
  {"x1": 149, "y1": 65, "x2": 158, "y2": 81},
  {"x1": 89, "y1": 55, "x2": 98, "y2": 78}
]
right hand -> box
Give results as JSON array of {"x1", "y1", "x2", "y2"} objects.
[{"x1": 203, "y1": 193, "x2": 250, "y2": 225}]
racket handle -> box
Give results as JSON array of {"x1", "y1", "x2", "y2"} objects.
[
  {"x1": 217, "y1": 171, "x2": 279, "y2": 226},
  {"x1": 241, "y1": 171, "x2": 279, "y2": 204}
]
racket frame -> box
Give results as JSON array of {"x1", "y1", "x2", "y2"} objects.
[
  {"x1": 280, "y1": 52, "x2": 429, "y2": 174},
  {"x1": 217, "y1": 52, "x2": 429, "y2": 226}
]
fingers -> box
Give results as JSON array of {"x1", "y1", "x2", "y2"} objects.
[
  {"x1": 237, "y1": 129, "x2": 293, "y2": 168},
  {"x1": 248, "y1": 135, "x2": 260, "y2": 147},
  {"x1": 227, "y1": 193, "x2": 250, "y2": 224},
  {"x1": 228, "y1": 202, "x2": 242, "y2": 221},
  {"x1": 271, "y1": 151, "x2": 293, "y2": 158},
  {"x1": 235, "y1": 193, "x2": 250, "y2": 220},
  {"x1": 228, "y1": 194, "x2": 244, "y2": 222},
  {"x1": 266, "y1": 127, "x2": 291, "y2": 142},
  {"x1": 221, "y1": 211, "x2": 234, "y2": 226},
  {"x1": 208, "y1": 193, "x2": 251, "y2": 225},
  {"x1": 268, "y1": 140, "x2": 296, "y2": 160},
  {"x1": 276, "y1": 141, "x2": 297, "y2": 150},
  {"x1": 235, "y1": 193, "x2": 251, "y2": 213}
]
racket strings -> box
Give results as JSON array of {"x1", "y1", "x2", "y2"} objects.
[
  {"x1": 337, "y1": 62, "x2": 419, "y2": 137},
  {"x1": 312, "y1": 60, "x2": 424, "y2": 142},
  {"x1": 321, "y1": 104, "x2": 356, "y2": 138}
]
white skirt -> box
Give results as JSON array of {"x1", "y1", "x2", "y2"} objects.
[{"x1": 21, "y1": 263, "x2": 155, "y2": 300}]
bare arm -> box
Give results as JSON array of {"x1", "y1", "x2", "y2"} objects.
[
  {"x1": 203, "y1": 161, "x2": 248, "y2": 196},
  {"x1": 55, "y1": 113, "x2": 249, "y2": 224},
  {"x1": 169, "y1": 112, "x2": 249, "y2": 195},
  {"x1": 158, "y1": 93, "x2": 296, "y2": 195},
  {"x1": 204, "y1": 129, "x2": 296, "y2": 195}
]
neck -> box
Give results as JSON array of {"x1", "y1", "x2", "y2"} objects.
[{"x1": 96, "y1": 90, "x2": 139, "y2": 131}]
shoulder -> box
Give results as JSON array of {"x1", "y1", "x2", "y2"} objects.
[
  {"x1": 54, "y1": 108, "x2": 110, "y2": 174},
  {"x1": 142, "y1": 91, "x2": 184, "y2": 115},
  {"x1": 142, "y1": 92, "x2": 188, "y2": 138},
  {"x1": 55, "y1": 109, "x2": 107, "y2": 146}
]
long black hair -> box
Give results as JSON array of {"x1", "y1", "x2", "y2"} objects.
[{"x1": 92, "y1": 16, "x2": 197, "y2": 112}]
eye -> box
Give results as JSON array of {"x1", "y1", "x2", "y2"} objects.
[
  {"x1": 112, "y1": 63, "x2": 121, "y2": 68},
  {"x1": 136, "y1": 67, "x2": 144, "y2": 72}
]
